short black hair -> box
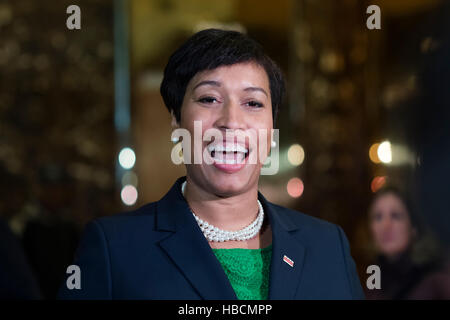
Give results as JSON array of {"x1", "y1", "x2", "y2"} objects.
[{"x1": 160, "y1": 28, "x2": 285, "y2": 125}]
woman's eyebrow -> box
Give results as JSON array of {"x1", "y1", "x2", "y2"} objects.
[
  {"x1": 192, "y1": 81, "x2": 268, "y2": 97},
  {"x1": 193, "y1": 80, "x2": 221, "y2": 90},
  {"x1": 244, "y1": 87, "x2": 268, "y2": 97}
]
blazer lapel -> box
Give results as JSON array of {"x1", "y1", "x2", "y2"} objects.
[
  {"x1": 259, "y1": 194, "x2": 307, "y2": 300},
  {"x1": 156, "y1": 177, "x2": 237, "y2": 300}
]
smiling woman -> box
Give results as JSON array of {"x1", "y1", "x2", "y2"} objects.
[
  {"x1": 178, "y1": 62, "x2": 274, "y2": 215},
  {"x1": 58, "y1": 29, "x2": 365, "y2": 300}
]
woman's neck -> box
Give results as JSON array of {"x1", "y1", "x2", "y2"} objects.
[{"x1": 183, "y1": 179, "x2": 260, "y2": 232}]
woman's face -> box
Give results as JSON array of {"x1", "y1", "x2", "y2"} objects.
[
  {"x1": 369, "y1": 193, "x2": 415, "y2": 258},
  {"x1": 177, "y1": 62, "x2": 273, "y2": 197}
]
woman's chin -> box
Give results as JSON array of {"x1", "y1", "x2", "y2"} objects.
[
  {"x1": 203, "y1": 170, "x2": 255, "y2": 196},
  {"x1": 213, "y1": 185, "x2": 247, "y2": 197}
]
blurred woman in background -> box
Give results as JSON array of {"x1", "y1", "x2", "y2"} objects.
[{"x1": 366, "y1": 186, "x2": 450, "y2": 299}]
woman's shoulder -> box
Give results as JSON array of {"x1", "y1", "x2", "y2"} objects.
[
  {"x1": 266, "y1": 201, "x2": 346, "y2": 246},
  {"x1": 86, "y1": 201, "x2": 159, "y2": 237},
  {"x1": 408, "y1": 259, "x2": 450, "y2": 299},
  {"x1": 268, "y1": 201, "x2": 339, "y2": 231}
]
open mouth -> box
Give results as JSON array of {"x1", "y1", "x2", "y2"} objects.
[{"x1": 207, "y1": 143, "x2": 250, "y2": 165}]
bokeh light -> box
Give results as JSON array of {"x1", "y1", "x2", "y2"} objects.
[
  {"x1": 377, "y1": 141, "x2": 392, "y2": 164},
  {"x1": 371, "y1": 176, "x2": 386, "y2": 193},
  {"x1": 369, "y1": 143, "x2": 381, "y2": 163},
  {"x1": 118, "y1": 147, "x2": 136, "y2": 169},
  {"x1": 287, "y1": 144, "x2": 305, "y2": 166},
  {"x1": 121, "y1": 184, "x2": 138, "y2": 206},
  {"x1": 287, "y1": 177, "x2": 304, "y2": 198}
]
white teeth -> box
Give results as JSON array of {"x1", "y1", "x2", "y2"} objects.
[
  {"x1": 213, "y1": 151, "x2": 246, "y2": 164},
  {"x1": 207, "y1": 143, "x2": 249, "y2": 165},
  {"x1": 207, "y1": 143, "x2": 248, "y2": 153}
]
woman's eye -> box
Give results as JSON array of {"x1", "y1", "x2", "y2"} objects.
[
  {"x1": 391, "y1": 212, "x2": 403, "y2": 220},
  {"x1": 371, "y1": 212, "x2": 382, "y2": 222},
  {"x1": 198, "y1": 97, "x2": 218, "y2": 104},
  {"x1": 246, "y1": 101, "x2": 263, "y2": 108}
]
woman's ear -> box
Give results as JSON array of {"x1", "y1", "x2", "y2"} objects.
[{"x1": 171, "y1": 111, "x2": 179, "y2": 129}]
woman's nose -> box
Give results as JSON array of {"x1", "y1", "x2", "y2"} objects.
[
  {"x1": 214, "y1": 100, "x2": 245, "y2": 131},
  {"x1": 379, "y1": 217, "x2": 393, "y2": 231}
]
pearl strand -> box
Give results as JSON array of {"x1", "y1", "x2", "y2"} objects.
[{"x1": 181, "y1": 181, "x2": 264, "y2": 242}]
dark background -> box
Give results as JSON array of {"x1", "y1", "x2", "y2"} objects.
[{"x1": 0, "y1": 0, "x2": 449, "y2": 299}]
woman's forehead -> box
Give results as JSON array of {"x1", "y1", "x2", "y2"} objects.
[
  {"x1": 372, "y1": 193, "x2": 409, "y2": 213},
  {"x1": 188, "y1": 62, "x2": 270, "y2": 90}
]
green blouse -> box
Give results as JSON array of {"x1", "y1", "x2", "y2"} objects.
[{"x1": 212, "y1": 244, "x2": 272, "y2": 300}]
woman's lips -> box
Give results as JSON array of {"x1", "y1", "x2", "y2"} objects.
[
  {"x1": 211, "y1": 150, "x2": 248, "y2": 173},
  {"x1": 213, "y1": 161, "x2": 246, "y2": 173},
  {"x1": 380, "y1": 233, "x2": 397, "y2": 244}
]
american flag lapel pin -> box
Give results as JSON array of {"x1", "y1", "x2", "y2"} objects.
[{"x1": 283, "y1": 255, "x2": 294, "y2": 267}]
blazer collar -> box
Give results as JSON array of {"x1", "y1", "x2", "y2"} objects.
[{"x1": 155, "y1": 177, "x2": 306, "y2": 300}]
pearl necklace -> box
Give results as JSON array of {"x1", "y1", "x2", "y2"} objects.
[{"x1": 181, "y1": 181, "x2": 264, "y2": 242}]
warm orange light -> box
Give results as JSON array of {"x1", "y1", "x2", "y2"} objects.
[
  {"x1": 371, "y1": 176, "x2": 386, "y2": 193},
  {"x1": 369, "y1": 143, "x2": 381, "y2": 163},
  {"x1": 287, "y1": 178, "x2": 304, "y2": 198}
]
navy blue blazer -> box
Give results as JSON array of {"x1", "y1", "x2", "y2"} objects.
[{"x1": 58, "y1": 177, "x2": 365, "y2": 300}]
